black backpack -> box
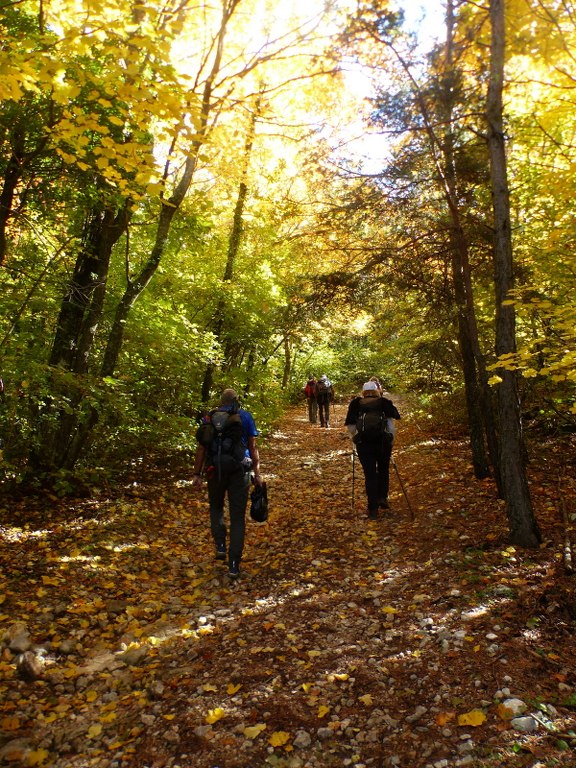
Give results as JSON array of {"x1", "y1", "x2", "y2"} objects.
[
  {"x1": 316, "y1": 378, "x2": 331, "y2": 402},
  {"x1": 196, "y1": 407, "x2": 245, "y2": 478},
  {"x1": 354, "y1": 397, "x2": 391, "y2": 444}
]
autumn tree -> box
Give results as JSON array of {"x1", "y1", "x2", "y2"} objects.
[{"x1": 486, "y1": 0, "x2": 541, "y2": 547}]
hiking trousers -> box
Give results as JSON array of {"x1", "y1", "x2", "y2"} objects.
[
  {"x1": 317, "y1": 397, "x2": 330, "y2": 427},
  {"x1": 207, "y1": 469, "x2": 250, "y2": 564},
  {"x1": 356, "y1": 436, "x2": 393, "y2": 513},
  {"x1": 307, "y1": 397, "x2": 318, "y2": 423}
]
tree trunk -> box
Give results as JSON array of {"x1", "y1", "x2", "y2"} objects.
[
  {"x1": 201, "y1": 92, "x2": 261, "y2": 403},
  {"x1": 486, "y1": 0, "x2": 540, "y2": 547},
  {"x1": 282, "y1": 335, "x2": 292, "y2": 389},
  {"x1": 0, "y1": 123, "x2": 25, "y2": 265},
  {"x1": 30, "y1": 204, "x2": 130, "y2": 471},
  {"x1": 434, "y1": 0, "x2": 494, "y2": 479}
]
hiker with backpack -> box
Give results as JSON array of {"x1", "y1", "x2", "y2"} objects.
[
  {"x1": 315, "y1": 374, "x2": 334, "y2": 428},
  {"x1": 192, "y1": 388, "x2": 263, "y2": 579},
  {"x1": 303, "y1": 374, "x2": 318, "y2": 424},
  {"x1": 345, "y1": 380, "x2": 401, "y2": 520}
]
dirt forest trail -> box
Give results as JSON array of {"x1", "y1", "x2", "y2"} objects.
[{"x1": 2, "y1": 396, "x2": 576, "y2": 768}]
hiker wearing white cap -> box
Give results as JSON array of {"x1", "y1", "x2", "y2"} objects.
[{"x1": 344, "y1": 380, "x2": 401, "y2": 519}]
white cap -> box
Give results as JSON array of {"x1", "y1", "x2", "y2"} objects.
[{"x1": 362, "y1": 381, "x2": 379, "y2": 392}]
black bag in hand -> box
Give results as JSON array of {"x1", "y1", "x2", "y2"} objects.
[{"x1": 250, "y1": 481, "x2": 268, "y2": 522}]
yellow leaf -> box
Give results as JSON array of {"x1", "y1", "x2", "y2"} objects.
[
  {"x1": 457, "y1": 709, "x2": 486, "y2": 727},
  {"x1": 243, "y1": 723, "x2": 267, "y2": 739},
  {"x1": 205, "y1": 707, "x2": 225, "y2": 724},
  {"x1": 318, "y1": 705, "x2": 330, "y2": 718},
  {"x1": 1, "y1": 716, "x2": 20, "y2": 731},
  {"x1": 87, "y1": 724, "x2": 102, "y2": 738},
  {"x1": 358, "y1": 694, "x2": 373, "y2": 706},
  {"x1": 63, "y1": 665, "x2": 78, "y2": 679},
  {"x1": 201, "y1": 684, "x2": 218, "y2": 693},
  {"x1": 382, "y1": 606, "x2": 397, "y2": 614},
  {"x1": 41, "y1": 576, "x2": 61, "y2": 586},
  {"x1": 162, "y1": 714, "x2": 176, "y2": 721},
  {"x1": 269, "y1": 731, "x2": 291, "y2": 747},
  {"x1": 27, "y1": 748, "x2": 50, "y2": 765},
  {"x1": 307, "y1": 650, "x2": 322, "y2": 658},
  {"x1": 227, "y1": 683, "x2": 242, "y2": 695},
  {"x1": 86, "y1": 690, "x2": 98, "y2": 702}
]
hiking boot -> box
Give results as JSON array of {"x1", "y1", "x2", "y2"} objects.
[
  {"x1": 215, "y1": 544, "x2": 226, "y2": 561},
  {"x1": 367, "y1": 509, "x2": 379, "y2": 520},
  {"x1": 379, "y1": 499, "x2": 390, "y2": 509},
  {"x1": 228, "y1": 561, "x2": 241, "y2": 579}
]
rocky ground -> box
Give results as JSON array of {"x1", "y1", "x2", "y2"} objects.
[{"x1": 1, "y1": 396, "x2": 576, "y2": 768}]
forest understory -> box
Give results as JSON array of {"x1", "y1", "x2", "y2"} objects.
[{"x1": 1, "y1": 396, "x2": 576, "y2": 768}]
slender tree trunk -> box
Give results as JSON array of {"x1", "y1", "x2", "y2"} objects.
[
  {"x1": 0, "y1": 124, "x2": 25, "y2": 265},
  {"x1": 281, "y1": 336, "x2": 291, "y2": 389},
  {"x1": 30, "y1": 204, "x2": 130, "y2": 471},
  {"x1": 435, "y1": 0, "x2": 494, "y2": 479},
  {"x1": 50, "y1": 206, "x2": 129, "y2": 372},
  {"x1": 486, "y1": 0, "x2": 540, "y2": 546},
  {"x1": 201, "y1": 92, "x2": 261, "y2": 403}
]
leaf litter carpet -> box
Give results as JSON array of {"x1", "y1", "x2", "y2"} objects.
[{"x1": 1, "y1": 397, "x2": 576, "y2": 768}]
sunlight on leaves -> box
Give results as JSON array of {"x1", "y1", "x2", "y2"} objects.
[{"x1": 205, "y1": 707, "x2": 226, "y2": 724}]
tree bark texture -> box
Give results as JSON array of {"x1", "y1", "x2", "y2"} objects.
[{"x1": 486, "y1": 0, "x2": 540, "y2": 547}]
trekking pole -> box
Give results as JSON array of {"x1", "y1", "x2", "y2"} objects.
[
  {"x1": 332, "y1": 401, "x2": 337, "y2": 425},
  {"x1": 351, "y1": 448, "x2": 356, "y2": 512},
  {"x1": 392, "y1": 456, "x2": 415, "y2": 520}
]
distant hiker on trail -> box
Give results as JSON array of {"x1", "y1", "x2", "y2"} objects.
[
  {"x1": 192, "y1": 388, "x2": 263, "y2": 579},
  {"x1": 345, "y1": 380, "x2": 401, "y2": 520},
  {"x1": 315, "y1": 374, "x2": 334, "y2": 428},
  {"x1": 303, "y1": 374, "x2": 318, "y2": 424}
]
